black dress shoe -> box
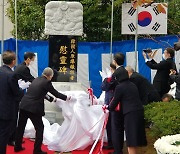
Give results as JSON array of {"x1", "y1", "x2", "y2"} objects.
[
  {"x1": 14, "y1": 146, "x2": 25, "y2": 152},
  {"x1": 103, "y1": 145, "x2": 114, "y2": 149},
  {"x1": 8, "y1": 141, "x2": 15, "y2": 146},
  {"x1": 33, "y1": 151, "x2": 47, "y2": 154}
]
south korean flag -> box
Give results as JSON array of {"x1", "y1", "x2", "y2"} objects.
[{"x1": 121, "y1": 3, "x2": 167, "y2": 34}]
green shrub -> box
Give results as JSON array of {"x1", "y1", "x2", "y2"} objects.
[{"x1": 144, "y1": 100, "x2": 180, "y2": 138}]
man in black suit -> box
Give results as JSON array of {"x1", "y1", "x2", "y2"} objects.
[
  {"x1": 14, "y1": 67, "x2": 70, "y2": 154},
  {"x1": 143, "y1": 48, "x2": 176, "y2": 97},
  {"x1": 0, "y1": 51, "x2": 24, "y2": 154},
  {"x1": 14, "y1": 52, "x2": 36, "y2": 82},
  {"x1": 8, "y1": 52, "x2": 36, "y2": 146},
  {"x1": 125, "y1": 66, "x2": 161, "y2": 105},
  {"x1": 112, "y1": 53, "x2": 129, "y2": 84},
  {"x1": 108, "y1": 53, "x2": 129, "y2": 154}
]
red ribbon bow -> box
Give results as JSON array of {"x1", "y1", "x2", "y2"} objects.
[{"x1": 88, "y1": 88, "x2": 94, "y2": 105}]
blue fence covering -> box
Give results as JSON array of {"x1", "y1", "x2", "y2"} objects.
[{"x1": 1, "y1": 35, "x2": 179, "y2": 97}]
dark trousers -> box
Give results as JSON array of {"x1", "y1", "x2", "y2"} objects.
[
  {"x1": 106, "y1": 112, "x2": 112, "y2": 146},
  {"x1": 15, "y1": 109, "x2": 44, "y2": 153},
  {"x1": 0, "y1": 119, "x2": 13, "y2": 154},
  {"x1": 111, "y1": 111, "x2": 124, "y2": 154},
  {"x1": 8, "y1": 105, "x2": 19, "y2": 143}
]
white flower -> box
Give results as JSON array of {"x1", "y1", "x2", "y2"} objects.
[{"x1": 154, "y1": 134, "x2": 180, "y2": 154}]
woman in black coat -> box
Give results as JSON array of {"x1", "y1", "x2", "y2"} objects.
[{"x1": 108, "y1": 79, "x2": 147, "y2": 154}]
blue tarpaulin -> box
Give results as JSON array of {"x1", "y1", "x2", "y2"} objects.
[{"x1": 1, "y1": 35, "x2": 179, "y2": 97}]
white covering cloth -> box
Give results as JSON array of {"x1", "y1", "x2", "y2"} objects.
[
  {"x1": 23, "y1": 91, "x2": 106, "y2": 152},
  {"x1": 18, "y1": 79, "x2": 31, "y2": 90}
]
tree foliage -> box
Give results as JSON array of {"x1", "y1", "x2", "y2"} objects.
[
  {"x1": 7, "y1": 0, "x2": 180, "y2": 41},
  {"x1": 7, "y1": 0, "x2": 48, "y2": 40},
  {"x1": 167, "y1": 0, "x2": 180, "y2": 35}
]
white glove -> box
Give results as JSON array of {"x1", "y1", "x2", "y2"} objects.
[
  {"x1": 27, "y1": 81, "x2": 31, "y2": 86},
  {"x1": 99, "y1": 70, "x2": 107, "y2": 81},
  {"x1": 18, "y1": 79, "x2": 23, "y2": 84},
  {"x1": 66, "y1": 96, "x2": 71, "y2": 101},
  {"x1": 18, "y1": 79, "x2": 30, "y2": 90}
]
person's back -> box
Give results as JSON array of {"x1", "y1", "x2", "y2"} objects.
[
  {"x1": 0, "y1": 51, "x2": 23, "y2": 154},
  {"x1": 0, "y1": 52, "x2": 23, "y2": 120},
  {"x1": 112, "y1": 52, "x2": 129, "y2": 84},
  {"x1": 125, "y1": 66, "x2": 161, "y2": 105},
  {"x1": 108, "y1": 80, "x2": 147, "y2": 154},
  {"x1": 20, "y1": 76, "x2": 48, "y2": 116},
  {"x1": 112, "y1": 66, "x2": 129, "y2": 83},
  {"x1": 113, "y1": 80, "x2": 143, "y2": 114},
  {"x1": 20, "y1": 75, "x2": 67, "y2": 116},
  {"x1": 0, "y1": 66, "x2": 18, "y2": 120},
  {"x1": 130, "y1": 72, "x2": 161, "y2": 104}
]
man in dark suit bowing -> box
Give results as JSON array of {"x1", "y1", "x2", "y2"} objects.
[
  {"x1": 14, "y1": 67, "x2": 71, "y2": 154},
  {"x1": 0, "y1": 51, "x2": 24, "y2": 154},
  {"x1": 143, "y1": 48, "x2": 176, "y2": 97},
  {"x1": 125, "y1": 66, "x2": 161, "y2": 105}
]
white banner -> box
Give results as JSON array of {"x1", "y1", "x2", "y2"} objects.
[
  {"x1": 150, "y1": 49, "x2": 163, "y2": 83},
  {"x1": 122, "y1": 3, "x2": 167, "y2": 34},
  {"x1": 28, "y1": 53, "x2": 38, "y2": 78},
  {"x1": 77, "y1": 54, "x2": 89, "y2": 89},
  {"x1": 126, "y1": 51, "x2": 139, "y2": 72}
]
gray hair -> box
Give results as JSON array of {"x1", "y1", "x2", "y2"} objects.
[
  {"x1": 125, "y1": 66, "x2": 134, "y2": 73},
  {"x1": 42, "y1": 67, "x2": 54, "y2": 77}
]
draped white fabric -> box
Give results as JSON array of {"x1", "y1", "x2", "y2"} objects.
[{"x1": 23, "y1": 91, "x2": 106, "y2": 152}]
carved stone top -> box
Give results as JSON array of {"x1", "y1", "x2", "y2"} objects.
[{"x1": 45, "y1": 1, "x2": 83, "y2": 36}]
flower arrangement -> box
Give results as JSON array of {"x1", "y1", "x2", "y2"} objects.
[{"x1": 154, "y1": 134, "x2": 180, "y2": 154}]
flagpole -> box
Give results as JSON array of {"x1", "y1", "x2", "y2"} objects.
[
  {"x1": 15, "y1": 0, "x2": 18, "y2": 64},
  {"x1": 1, "y1": 0, "x2": 4, "y2": 66},
  {"x1": 134, "y1": 6, "x2": 138, "y2": 72},
  {"x1": 110, "y1": 0, "x2": 114, "y2": 63}
]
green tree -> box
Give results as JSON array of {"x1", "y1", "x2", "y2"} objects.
[
  {"x1": 167, "y1": 0, "x2": 180, "y2": 35},
  {"x1": 7, "y1": 0, "x2": 180, "y2": 41},
  {"x1": 7, "y1": 0, "x2": 124, "y2": 41},
  {"x1": 7, "y1": 0, "x2": 49, "y2": 40}
]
